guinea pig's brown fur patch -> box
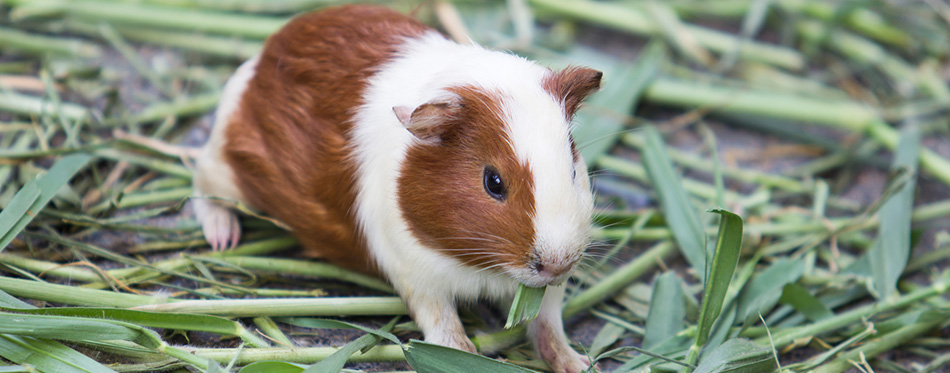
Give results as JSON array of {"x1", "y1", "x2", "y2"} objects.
[
  {"x1": 398, "y1": 87, "x2": 537, "y2": 271},
  {"x1": 542, "y1": 66, "x2": 603, "y2": 121},
  {"x1": 222, "y1": 5, "x2": 429, "y2": 275}
]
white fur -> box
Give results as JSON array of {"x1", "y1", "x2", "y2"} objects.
[
  {"x1": 192, "y1": 56, "x2": 258, "y2": 249},
  {"x1": 350, "y1": 32, "x2": 592, "y2": 302}
]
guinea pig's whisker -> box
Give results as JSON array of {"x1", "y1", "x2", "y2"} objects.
[
  {"x1": 576, "y1": 126, "x2": 646, "y2": 151},
  {"x1": 473, "y1": 262, "x2": 510, "y2": 275},
  {"x1": 453, "y1": 228, "x2": 517, "y2": 247}
]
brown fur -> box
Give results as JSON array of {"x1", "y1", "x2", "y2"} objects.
[
  {"x1": 222, "y1": 5, "x2": 428, "y2": 275},
  {"x1": 398, "y1": 87, "x2": 537, "y2": 271},
  {"x1": 544, "y1": 67, "x2": 602, "y2": 164},
  {"x1": 543, "y1": 66, "x2": 603, "y2": 121}
]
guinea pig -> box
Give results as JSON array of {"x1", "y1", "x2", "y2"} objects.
[{"x1": 191, "y1": 5, "x2": 601, "y2": 372}]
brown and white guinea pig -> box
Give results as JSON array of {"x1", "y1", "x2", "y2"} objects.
[{"x1": 191, "y1": 4, "x2": 601, "y2": 372}]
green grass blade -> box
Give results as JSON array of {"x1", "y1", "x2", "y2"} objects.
[
  {"x1": 643, "y1": 271, "x2": 685, "y2": 349},
  {"x1": 0, "y1": 335, "x2": 116, "y2": 373},
  {"x1": 693, "y1": 338, "x2": 777, "y2": 373},
  {"x1": 735, "y1": 259, "x2": 805, "y2": 322},
  {"x1": 0, "y1": 312, "x2": 156, "y2": 346},
  {"x1": 0, "y1": 153, "x2": 92, "y2": 251},
  {"x1": 0, "y1": 182, "x2": 40, "y2": 252},
  {"x1": 687, "y1": 209, "x2": 743, "y2": 367},
  {"x1": 641, "y1": 126, "x2": 708, "y2": 281},
  {"x1": 869, "y1": 122, "x2": 920, "y2": 300},
  {"x1": 6, "y1": 307, "x2": 258, "y2": 343},
  {"x1": 304, "y1": 317, "x2": 398, "y2": 373},
  {"x1": 280, "y1": 318, "x2": 402, "y2": 345},
  {"x1": 404, "y1": 340, "x2": 538, "y2": 373},
  {"x1": 779, "y1": 283, "x2": 833, "y2": 322},
  {"x1": 505, "y1": 284, "x2": 546, "y2": 329}
]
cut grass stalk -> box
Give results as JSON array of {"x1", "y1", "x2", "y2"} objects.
[
  {"x1": 205, "y1": 256, "x2": 394, "y2": 293},
  {"x1": 811, "y1": 313, "x2": 947, "y2": 373},
  {"x1": 189, "y1": 344, "x2": 407, "y2": 365},
  {"x1": 63, "y1": 20, "x2": 263, "y2": 60},
  {"x1": 0, "y1": 91, "x2": 89, "y2": 124},
  {"x1": 131, "y1": 297, "x2": 408, "y2": 317},
  {"x1": 86, "y1": 186, "x2": 192, "y2": 214},
  {"x1": 529, "y1": 0, "x2": 805, "y2": 70},
  {"x1": 127, "y1": 92, "x2": 221, "y2": 125},
  {"x1": 7, "y1": 0, "x2": 286, "y2": 39},
  {"x1": 623, "y1": 132, "x2": 807, "y2": 193},
  {"x1": 643, "y1": 78, "x2": 950, "y2": 186},
  {"x1": 98, "y1": 23, "x2": 175, "y2": 98},
  {"x1": 564, "y1": 240, "x2": 677, "y2": 317},
  {"x1": 0, "y1": 26, "x2": 101, "y2": 57},
  {"x1": 757, "y1": 278, "x2": 949, "y2": 348},
  {"x1": 0, "y1": 275, "x2": 171, "y2": 307}
]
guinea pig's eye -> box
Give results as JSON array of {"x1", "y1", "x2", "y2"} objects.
[
  {"x1": 483, "y1": 166, "x2": 507, "y2": 201},
  {"x1": 572, "y1": 169, "x2": 577, "y2": 182}
]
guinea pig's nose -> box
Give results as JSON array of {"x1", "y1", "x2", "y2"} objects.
[{"x1": 534, "y1": 260, "x2": 572, "y2": 279}]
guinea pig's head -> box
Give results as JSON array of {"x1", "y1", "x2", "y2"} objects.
[{"x1": 396, "y1": 67, "x2": 602, "y2": 287}]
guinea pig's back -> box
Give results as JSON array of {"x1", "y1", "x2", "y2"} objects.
[{"x1": 220, "y1": 5, "x2": 429, "y2": 274}]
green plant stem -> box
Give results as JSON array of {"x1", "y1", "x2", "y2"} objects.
[
  {"x1": 188, "y1": 344, "x2": 407, "y2": 365},
  {"x1": 64, "y1": 20, "x2": 262, "y2": 60},
  {"x1": 564, "y1": 241, "x2": 676, "y2": 317},
  {"x1": 529, "y1": 0, "x2": 804, "y2": 70},
  {"x1": 758, "y1": 280, "x2": 948, "y2": 348},
  {"x1": 0, "y1": 91, "x2": 89, "y2": 123},
  {"x1": 597, "y1": 156, "x2": 762, "y2": 209},
  {"x1": 131, "y1": 297, "x2": 408, "y2": 317},
  {"x1": 0, "y1": 276, "x2": 170, "y2": 307},
  {"x1": 206, "y1": 256, "x2": 394, "y2": 293},
  {"x1": 642, "y1": 78, "x2": 950, "y2": 187},
  {"x1": 87, "y1": 187, "x2": 192, "y2": 214},
  {"x1": 622, "y1": 133, "x2": 805, "y2": 193},
  {"x1": 7, "y1": 0, "x2": 286, "y2": 39},
  {"x1": 0, "y1": 26, "x2": 101, "y2": 57},
  {"x1": 811, "y1": 315, "x2": 947, "y2": 373},
  {"x1": 119, "y1": 93, "x2": 221, "y2": 126}
]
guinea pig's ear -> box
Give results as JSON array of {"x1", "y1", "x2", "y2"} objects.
[
  {"x1": 393, "y1": 95, "x2": 462, "y2": 143},
  {"x1": 544, "y1": 66, "x2": 603, "y2": 119}
]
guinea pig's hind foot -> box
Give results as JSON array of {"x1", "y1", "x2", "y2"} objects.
[{"x1": 193, "y1": 198, "x2": 241, "y2": 251}]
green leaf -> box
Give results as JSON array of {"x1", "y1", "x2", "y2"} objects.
[
  {"x1": 869, "y1": 122, "x2": 920, "y2": 300},
  {"x1": 735, "y1": 259, "x2": 805, "y2": 322},
  {"x1": 280, "y1": 318, "x2": 401, "y2": 345},
  {"x1": 6, "y1": 307, "x2": 244, "y2": 337},
  {"x1": 0, "y1": 311, "x2": 159, "y2": 348},
  {"x1": 404, "y1": 340, "x2": 538, "y2": 373},
  {"x1": 641, "y1": 126, "x2": 708, "y2": 281},
  {"x1": 238, "y1": 361, "x2": 307, "y2": 373},
  {"x1": 686, "y1": 209, "x2": 743, "y2": 366},
  {"x1": 693, "y1": 338, "x2": 777, "y2": 373},
  {"x1": 0, "y1": 335, "x2": 116, "y2": 373},
  {"x1": 0, "y1": 153, "x2": 92, "y2": 252},
  {"x1": 303, "y1": 317, "x2": 398, "y2": 373},
  {"x1": 779, "y1": 283, "x2": 833, "y2": 322},
  {"x1": 505, "y1": 284, "x2": 546, "y2": 329},
  {"x1": 695, "y1": 209, "x2": 743, "y2": 346},
  {"x1": 643, "y1": 272, "x2": 685, "y2": 349}
]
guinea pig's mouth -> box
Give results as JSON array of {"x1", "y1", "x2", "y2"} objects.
[{"x1": 506, "y1": 258, "x2": 581, "y2": 288}]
